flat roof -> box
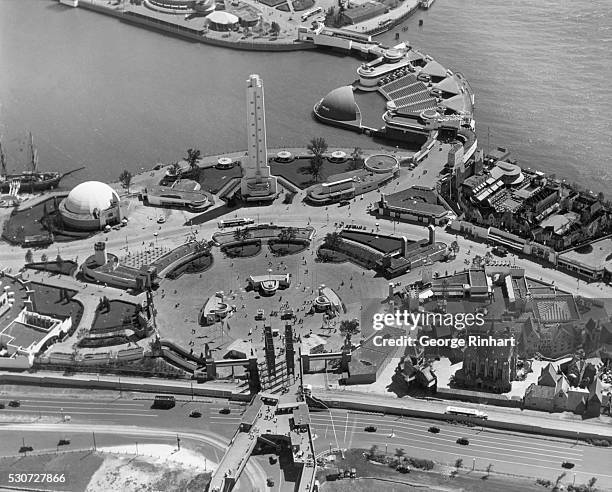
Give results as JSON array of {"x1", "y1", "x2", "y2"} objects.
[{"x1": 559, "y1": 236, "x2": 612, "y2": 272}]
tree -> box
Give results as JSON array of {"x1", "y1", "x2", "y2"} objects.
[
  {"x1": 169, "y1": 161, "x2": 181, "y2": 177},
  {"x1": 185, "y1": 148, "x2": 201, "y2": 171},
  {"x1": 55, "y1": 253, "x2": 62, "y2": 263},
  {"x1": 307, "y1": 137, "x2": 328, "y2": 158},
  {"x1": 339, "y1": 319, "x2": 359, "y2": 336},
  {"x1": 25, "y1": 249, "x2": 33, "y2": 264},
  {"x1": 308, "y1": 154, "x2": 324, "y2": 183},
  {"x1": 323, "y1": 232, "x2": 343, "y2": 250},
  {"x1": 587, "y1": 477, "x2": 598, "y2": 491},
  {"x1": 395, "y1": 448, "x2": 405, "y2": 459},
  {"x1": 450, "y1": 240, "x2": 459, "y2": 253},
  {"x1": 485, "y1": 463, "x2": 493, "y2": 477},
  {"x1": 368, "y1": 444, "x2": 378, "y2": 458},
  {"x1": 41, "y1": 253, "x2": 48, "y2": 263},
  {"x1": 270, "y1": 21, "x2": 280, "y2": 36},
  {"x1": 552, "y1": 472, "x2": 566, "y2": 492},
  {"x1": 350, "y1": 147, "x2": 363, "y2": 170},
  {"x1": 454, "y1": 458, "x2": 463, "y2": 470},
  {"x1": 119, "y1": 169, "x2": 133, "y2": 193}
]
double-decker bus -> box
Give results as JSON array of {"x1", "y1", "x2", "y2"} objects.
[
  {"x1": 445, "y1": 405, "x2": 488, "y2": 419},
  {"x1": 152, "y1": 395, "x2": 176, "y2": 409},
  {"x1": 217, "y1": 217, "x2": 255, "y2": 229}
]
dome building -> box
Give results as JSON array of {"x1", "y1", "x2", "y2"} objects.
[
  {"x1": 314, "y1": 86, "x2": 359, "y2": 123},
  {"x1": 59, "y1": 181, "x2": 123, "y2": 231}
]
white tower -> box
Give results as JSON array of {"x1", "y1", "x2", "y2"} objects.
[{"x1": 240, "y1": 74, "x2": 278, "y2": 201}]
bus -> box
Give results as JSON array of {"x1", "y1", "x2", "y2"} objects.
[
  {"x1": 217, "y1": 217, "x2": 255, "y2": 229},
  {"x1": 445, "y1": 406, "x2": 488, "y2": 419},
  {"x1": 152, "y1": 395, "x2": 176, "y2": 409},
  {"x1": 301, "y1": 6, "x2": 323, "y2": 22}
]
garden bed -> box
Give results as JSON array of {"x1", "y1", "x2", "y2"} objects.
[
  {"x1": 25, "y1": 260, "x2": 78, "y2": 276},
  {"x1": 269, "y1": 239, "x2": 309, "y2": 256},
  {"x1": 30, "y1": 283, "x2": 83, "y2": 335},
  {"x1": 166, "y1": 252, "x2": 213, "y2": 279},
  {"x1": 221, "y1": 239, "x2": 262, "y2": 258}
]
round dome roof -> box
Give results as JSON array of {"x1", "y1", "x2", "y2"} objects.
[
  {"x1": 317, "y1": 86, "x2": 358, "y2": 122},
  {"x1": 64, "y1": 181, "x2": 119, "y2": 216},
  {"x1": 206, "y1": 11, "x2": 239, "y2": 24}
]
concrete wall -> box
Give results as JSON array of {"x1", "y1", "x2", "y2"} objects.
[{"x1": 0, "y1": 372, "x2": 239, "y2": 399}]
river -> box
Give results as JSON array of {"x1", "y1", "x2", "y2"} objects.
[{"x1": 1, "y1": 0, "x2": 610, "y2": 193}]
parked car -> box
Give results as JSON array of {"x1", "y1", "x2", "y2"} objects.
[
  {"x1": 364, "y1": 426, "x2": 377, "y2": 432},
  {"x1": 189, "y1": 410, "x2": 202, "y2": 418},
  {"x1": 219, "y1": 407, "x2": 231, "y2": 415},
  {"x1": 428, "y1": 426, "x2": 440, "y2": 434},
  {"x1": 396, "y1": 465, "x2": 410, "y2": 473},
  {"x1": 269, "y1": 456, "x2": 277, "y2": 465},
  {"x1": 456, "y1": 438, "x2": 470, "y2": 446},
  {"x1": 8, "y1": 400, "x2": 20, "y2": 408},
  {"x1": 492, "y1": 246, "x2": 508, "y2": 257},
  {"x1": 338, "y1": 200, "x2": 350, "y2": 207},
  {"x1": 562, "y1": 461, "x2": 575, "y2": 469}
]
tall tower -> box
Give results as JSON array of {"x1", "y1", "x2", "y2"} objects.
[{"x1": 240, "y1": 74, "x2": 278, "y2": 201}]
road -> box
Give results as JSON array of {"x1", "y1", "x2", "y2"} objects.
[
  {"x1": 1, "y1": 390, "x2": 611, "y2": 489},
  {"x1": 0, "y1": 392, "x2": 267, "y2": 491},
  {"x1": 309, "y1": 408, "x2": 612, "y2": 489}
]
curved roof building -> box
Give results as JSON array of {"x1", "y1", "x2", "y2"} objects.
[
  {"x1": 59, "y1": 181, "x2": 123, "y2": 231},
  {"x1": 314, "y1": 86, "x2": 360, "y2": 124}
]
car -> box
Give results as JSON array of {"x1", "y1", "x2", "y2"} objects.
[
  {"x1": 8, "y1": 400, "x2": 20, "y2": 408},
  {"x1": 396, "y1": 465, "x2": 410, "y2": 473},
  {"x1": 456, "y1": 437, "x2": 469, "y2": 446},
  {"x1": 492, "y1": 246, "x2": 508, "y2": 257},
  {"x1": 562, "y1": 461, "x2": 575, "y2": 469},
  {"x1": 219, "y1": 407, "x2": 231, "y2": 415},
  {"x1": 0, "y1": 403, "x2": 5, "y2": 409},
  {"x1": 338, "y1": 200, "x2": 350, "y2": 207},
  {"x1": 157, "y1": 216, "x2": 166, "y2": 224},
  {"x1": 58, "y1": 439, "x2": 71, "y2": 446},
  {"x1": 349, "y1": 468, "x2": 356, "y2": 478},
  {"x1": 364, "y1": 426, "x2": 377, "y2": 432},
  {"x1": 428, "y1": 426, "x2": 440, "y2": 434},
  {"x1": 269, "y1": 456, "x2": 277, "y2": 465},
  {"x1": 189, "y1": 410, "x2": 202, "y2": 418}
]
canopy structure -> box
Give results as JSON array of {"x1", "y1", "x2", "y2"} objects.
[
  {"x1": 440, "y1": 94, "x2": 467, "y2": 114},
  {"x1": 206, "y1": 10, "x2": 239, "y2": 27},
  {"x1": 422, "y1": 60, "x2": 448, "y2": 79},
  {"x1": 433, "y1": 76, "x2": 461, "y2": 95}
]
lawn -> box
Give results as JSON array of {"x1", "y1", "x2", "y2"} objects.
[
  {"x1": 90, "y1": 300, "x2": 140, "y2": 334},
  {"x1": 30, "y1": 283, "x2": 83, "y2": 329},
  {"x1": 340, "y1": 231, "x2": 407, "y2": 254},
  {"x1": 1, "y1": 197, "x2": 60, "y2": 245},
  {"x1": 196, "y1": 165, "x2": 242, "y2": 194},
  {"x1": 270, "y1": 157, "x2": 357, "y2": 189},
  {"x1": 269, "y1": 240, "x2": 309, "y2": 256},
  {"x1": 318, "y1": 449, "x2": 546, "y2": 492}
]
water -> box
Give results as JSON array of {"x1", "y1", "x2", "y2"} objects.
[{"x1": 1, "y1": 0, "x2": 611, "y2": 193}]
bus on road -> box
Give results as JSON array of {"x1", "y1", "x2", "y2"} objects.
[
  {"x1": 445, "y1": 405, "x2": 488, "y2": 419},
  {"x1": 218, "y1": 217, "x2": 255, "y2": 229},
  {"x1": 152, "y1": 395, "x2": 176, "y2": 409}
]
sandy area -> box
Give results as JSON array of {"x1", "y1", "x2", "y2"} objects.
[{"x1": 86, "y1": 444, "x2": 216, "y2": 492}]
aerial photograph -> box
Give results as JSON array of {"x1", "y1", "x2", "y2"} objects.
[{"x1": 0, "y1": 0, "x2": 611, "y2": 491}]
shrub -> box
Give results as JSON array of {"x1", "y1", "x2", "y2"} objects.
[{"x1": 408, "y1": 458, "x2": 434, "y2": 470}]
